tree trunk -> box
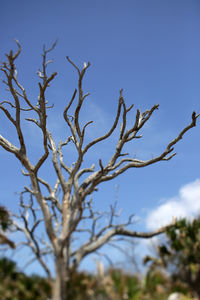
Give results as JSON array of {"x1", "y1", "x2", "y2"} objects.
[{"x1": 52, "y1": 256, "x2": 68, "y2": 300}]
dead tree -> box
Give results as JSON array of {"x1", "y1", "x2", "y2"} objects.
[{"x1": 0, "y1": 41, "x2": 198, "y2": 300}]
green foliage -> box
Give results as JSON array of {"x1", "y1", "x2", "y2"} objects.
[
  {"x1": 0, "y1": 256, "x2": 197, "y2": 300},
  {"x1": 66, "y1": 271, "x2": 98, "y2": 300},
  {"x1": 108, "y1": 268, "x2": 141, "y2": 300},
  {"x1": 144, "y1": 216, "x2": 200, "y2": 298},
  {"x1": 0, "y1": 257, "x2": 51, "y2": 300},
  {"x1": 143, "y1": 269, "x2": 167, "y2": 294},
  {"x1": 0, "y1": 206, "x2": 12, "y2": 231},
  {"x1": 0, "y1": 257, "x2": 17, "y2": 278}
]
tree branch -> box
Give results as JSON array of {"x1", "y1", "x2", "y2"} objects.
[{"x1": 73, "y1": 220, "x2": 176, "y2": 266}]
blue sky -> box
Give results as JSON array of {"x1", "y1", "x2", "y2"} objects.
[{"x1": 0, "y1": 0, "x2": 200, "y2": 274}]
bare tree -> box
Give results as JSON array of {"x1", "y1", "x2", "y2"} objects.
[{"x1": 0, "y1": 41, "x2": 198, "y2": 300}]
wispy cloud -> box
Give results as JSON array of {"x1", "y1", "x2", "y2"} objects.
[{"x1": 146, "y1": 179, "x2": 200, "y2": 230}]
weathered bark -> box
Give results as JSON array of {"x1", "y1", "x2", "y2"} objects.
[
  {"x1": 0, "y1": 41, "x2": 199, "y2": 300},
  {"x1": 52, "y1": 255, "x2": 68, "y2": 300}
]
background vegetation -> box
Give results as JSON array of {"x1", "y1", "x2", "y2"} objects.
[{"x1": 1, "y1": 217, "x2": 200, "y2": 300}]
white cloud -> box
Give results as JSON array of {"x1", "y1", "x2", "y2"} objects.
[{"x1": 146, "y1": 179, "x2": 200, "y2": 230}]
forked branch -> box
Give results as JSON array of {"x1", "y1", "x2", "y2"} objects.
[{"x1": 0, "y1": 42, "x2": 198, "y2": 288}]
